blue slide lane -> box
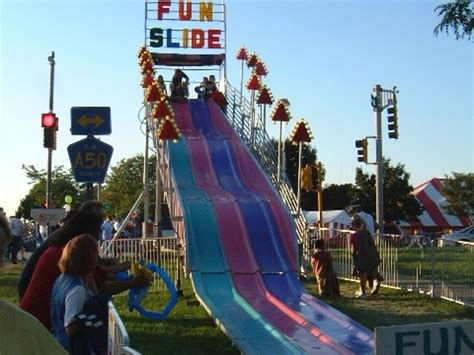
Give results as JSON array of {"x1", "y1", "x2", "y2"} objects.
[
  {"x1": 193, "y1": 99, "x2": 375, "y2": 354},
  {"x1": 167, "y1": 103, "x2": 303, "y2": 354}
]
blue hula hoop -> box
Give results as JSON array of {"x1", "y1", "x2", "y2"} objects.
[{"x1": 118, "y1": 262, "x2": 178, "y2": 320}]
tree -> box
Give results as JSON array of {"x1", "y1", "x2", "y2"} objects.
[
  {"x1": 101, "y1": 154, "x2": 156, "y2": 218},
  {"x1": 19, "y1": 165, "x2": 82, "y2": 218},
  {"x1": 440, "y1": 172, "x2": 474, "y2": 222},
  {"x1": 354, "y1": 158, "x2": 424, "y2": 222},
  {"x1": 276, "y1": 139, "x2": 321, "y2": 210},
  {"x1": 434, "y1": 0, "x2": 473, "y2": 40},
  {"x1": 323, "y1": 183, "x2": 356, "y2": 211}
]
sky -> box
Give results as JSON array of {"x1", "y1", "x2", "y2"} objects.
[{"x1": 0, "y1": 0, "x2": 472, "y2": 217}]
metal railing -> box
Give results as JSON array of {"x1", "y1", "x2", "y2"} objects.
[
  {"x1": 101, "y1": 237, "x2": 179, "y2": 293},
  {"x1": 314, "y1": 229, "x2": 474, "y2": 307},
  {"x1": 108, "y1": 301, "x2": 141, "y2": 354}
]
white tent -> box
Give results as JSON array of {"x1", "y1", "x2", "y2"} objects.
[{"x1": 304, "y1": 210, "x2": 352, "y2": 237}]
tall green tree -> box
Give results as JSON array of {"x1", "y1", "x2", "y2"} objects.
[
  {"x1": 440, "y1": 172, "x2": 474, "y2": 221},
  {"x1": 354, "y1": 158, "x2": 423, "y2": 222},
  {"x1": 102, "y1": 154, "x2": 156, "y2": 218},
  {"x1": 434, "y1": 0, "x2": 473, "y2": 40},
  {"x1": 19, "y1": 165, "x2": 81, "y2": 218},
  {"x1": 323, "y1": 183, "x2": 356, "y2": 211}
]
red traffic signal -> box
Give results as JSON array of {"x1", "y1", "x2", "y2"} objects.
[{"x1": 41, "y1": 112, "x2": 57, "y2": 128}]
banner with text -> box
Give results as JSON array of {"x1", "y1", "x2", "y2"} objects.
[{"x1": 145, "y1": 0, "x2": 226, "y2": 58}]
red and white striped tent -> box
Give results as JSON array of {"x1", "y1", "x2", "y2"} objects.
[{"x1": 402, "y1": 177, "x2": 468, "y2": 232}]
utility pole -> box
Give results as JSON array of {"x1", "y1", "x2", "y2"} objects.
[
  {"x1": 371, "y1": 84, "x2": 399, "y2": 235},
  {"x1": 46, "y1": 52, "x2": 55, "y2": 211},
  {"x1": 373, "y1": 84, "x2": 384, "y2": 235}
]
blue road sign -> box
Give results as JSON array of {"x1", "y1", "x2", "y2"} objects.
[
  {"x1": 71, "y1": 106, "x2": 111, "y2": 135},
  {"x1": 67, "y1": 137, "x2": 113, "y2": 183}
]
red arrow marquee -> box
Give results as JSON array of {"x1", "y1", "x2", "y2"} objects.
[
  {"x1": 290, "y1": 119, "x2": 313, "y2": 143},
  {"x1": 271, "y1": 100, "x2": 291, "y2": 122},
  {"x1": 246, "y1": 73, "x2": 261, "y2": 91},
  {"x1": 257, "y1": 87, "x2": 273, "y2": 105},
  {"x1": 236, "y1": 46, "x2": 249, "y2": 61}
]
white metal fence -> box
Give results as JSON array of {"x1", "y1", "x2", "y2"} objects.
[
  {"x1": 101, "y1": 237, "x2": 181, "y2": 293},
  {"x1": 311, "y1": 228, "x2": 474, "y2": 307},
  {"x1": 108, "y1": 302, "x2": 141, "y2": 355},
  {"x1": 104, "y1": 237, "x2": 181, "y2": 354}
]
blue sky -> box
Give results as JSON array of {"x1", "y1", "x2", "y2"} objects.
[{"x1": 1, "y1": 0, "x2": 472, "y2": 216}]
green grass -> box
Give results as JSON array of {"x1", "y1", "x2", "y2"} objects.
[
  {"x1": 395, "y1": 247, "x2": 474, "y2": 282},
  {"x1": 112, "y1": 281, "x2": 238, "y2": 354},
  {"x1": 2, "y1": 262, "x2": 473, "y2": 354},
  {"x1": 304, "y1": 279, "x2": 474, "y2": 330}
]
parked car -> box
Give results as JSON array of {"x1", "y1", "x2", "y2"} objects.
[{"x1": 439, "y1": 226, "x2": 474, "y2": 246}]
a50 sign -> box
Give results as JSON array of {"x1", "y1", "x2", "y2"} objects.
[
  {"x1": 68, "y1": 137, "x2": 113, "y2": 183},
  {"x1": 74, "y1": 151, "x2": 109, "y2": 169}
]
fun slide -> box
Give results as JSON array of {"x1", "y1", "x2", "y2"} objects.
[{"x1": 166, "y1": 98, "x2": 374, "y2": 354}]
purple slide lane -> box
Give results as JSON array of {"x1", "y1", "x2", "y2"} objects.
[{"x1": 182, "y1": 100, "x2": 354, "y2": 353}]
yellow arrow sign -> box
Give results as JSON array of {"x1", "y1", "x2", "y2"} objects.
[{"x1": 78, "y1": 114, "x2": 105, "y2": 128}]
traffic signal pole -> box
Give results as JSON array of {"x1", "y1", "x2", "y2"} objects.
[
  {"x1": 373, "y1": 84, "x2": 384, "y2": 235},
  {"x1": 371, "y1": 84, "x2": 398, "y2": 235},
  {"x1": 296, "y1": 141, "x2": 302, "y2": 212},
  {"x1": 47, "y1": 52, "x2": 55, "y2": 210}
]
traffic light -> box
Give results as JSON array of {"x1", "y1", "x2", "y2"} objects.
[
  {"x1": 43, "y1": 127, "x2": 57, "y2": 149},
  {"x1": 301, "y1": 164, "x2": 313, "y2": 191},
  {"x1": 41, "y1": 112, "x2": 57, "y2": 128},
  {"x1": 355, "y1": 138, "x2": 368, "y2": 163},
  {"x1": 41, "y1": 112, "x2": 58, "y2": 149},
  {"x1": 387, "y1": 94, "x2": 399, "y2": 139}
]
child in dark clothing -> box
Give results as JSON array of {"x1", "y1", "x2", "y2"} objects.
[{"x1": 310, "y1": 239, "x2": 340, "y2": 297}]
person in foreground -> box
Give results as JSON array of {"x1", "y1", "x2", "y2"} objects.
[
  {"x1": 0, "y1": 210, "x2": 67, "y2": 354},
  {"x1": 20, "y1": 211, "x2": 104, "y2": 330},
  {"x1": 20, "y1": 201, "x2": 149, "y2": 331},
  {"x1": 350, "y1": 216, "x2": 381, "y2": 299},
  {"x1": 51, "y1": 233, "x2": 106, "y2": 354},
  {"x1": 311, "y1": 238, "x2": 340, "y2": 297}
]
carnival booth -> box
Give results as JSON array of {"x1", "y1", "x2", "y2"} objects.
[{"x1": 304, "y1": 210, "x2": 352, "y2": 239}]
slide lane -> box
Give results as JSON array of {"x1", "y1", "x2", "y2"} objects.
[
  {"x1": 170, "y1": 102, "x2": 303, "y2": 354},
  {"x1": 205, "y1": 100, "x2": 375, "y2": 354},
  {"x1": 189, "y1": 100, "x2": 292, "y2": 273},
  {"x1": 186, "y1": 100, "x2": 357, "y2": 353},
  {"x1": 206, "y1": 101, "x2": 298, "y2": 270}
]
